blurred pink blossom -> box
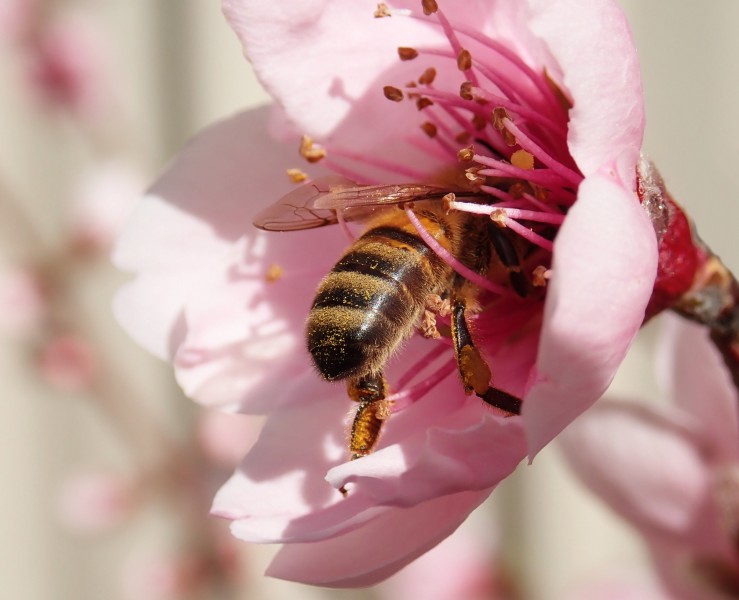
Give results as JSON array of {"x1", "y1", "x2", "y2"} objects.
[
  {"x1": 37, "y1": 333, "x2": 98, "y2": 392},
  {"x1": 27, "y1": 11, "x2": 114, "y2": 119},
  {"x1": 121, "y1": 553, "x2": 204, "y2": 600},
  {"x1": 561, "y1": 315, "x2": 739, "y2": 600},
  {"x1": 69, "y1": 162, "x2": 143, "y2": 255},
  {"x1": 114, "y1": 0, "x2": 657, "y2": 586},
  {"x1": 57, "y1": 471, "x2": 136, "y2": 534},
  {"x1": 0, "y1": 0, "x2": 36, "y2": 44},
  {"x1": 0, "y1": 265, "x2": 46, "y2": 335}
]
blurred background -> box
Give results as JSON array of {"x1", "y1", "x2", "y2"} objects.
[{"x1": 1, "y1": 1, "x2": 737, "y2": 599}]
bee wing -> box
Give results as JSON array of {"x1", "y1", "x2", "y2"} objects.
[
  {"x1": 252, "y1": 176, "x2": 355, "y2": 232},
  {"x1": 252, "y1": 176, "x2": 450, "y2": 232}
]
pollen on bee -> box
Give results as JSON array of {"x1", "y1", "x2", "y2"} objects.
[
  {"x1": 459, "y1": 346, "x2": 492, "y2": 397},
  {"x1": 419, "y1": 67, "x2": 436, "y2": 85},
  {"x1": 374, "y1": 3, "x2": 391, "y2": 18},
  {"x1": 264, "y1": 263, "x2": 284, "y2": 283},
  {"x1": 511, "y1": 149, "x2": 535, "y2": 171},
  {"x1": 420, "y1": 121, "x2": 438, "y2": 138},
  {"x1": 457, "y1": 49, "x2": 472, "y2": 72},
  {"x1": 421, "y1": 0, "x2": 438, "y2": 15},
  {"x1": 299, "y1": 135, "x2": 326, "y2": 163},
  {"x1": 398, "y1": 47, "x2": 419, "y2": 61},
  {"x1": 532, "y1": 265, "x2": 551, "y2": 287},
  {"x1": 383, "y1": 86, "x2": 404, "y2": 102},
  {"x1": 286, "y1": 168, "x2": 307, "y2": 183}
]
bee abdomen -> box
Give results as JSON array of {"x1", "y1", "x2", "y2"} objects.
[{"x1": 307, "y1": 225, "x2": 446, "y2": 381}]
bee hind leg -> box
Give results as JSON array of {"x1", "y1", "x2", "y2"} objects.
[
  {"x1": 450, "y1": 299, "x2": 522, "y2": 416},
  {"x1": 346, "y1": 372, "x2": 390, "y2": 460}
]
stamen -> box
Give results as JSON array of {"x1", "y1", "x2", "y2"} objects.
[
  {"x1": 418, "y1": 67, "x2": 436, "y2": 85},
  {"x1": 457, "y1": 48, "x2": 472, "y2": 72},
  {"x1": 374, "y1": 3, "x2": 391, "y2": 18},
  {"x1": 396, "y1": 343, "x2": 450, "y2": 390},
  {"x1": 421, "y1": 0, "x2": 438, "y2": 16},
  {"x1": 448, "y1": 200, "x2": 566, "y2": 225},
  {"x1": 502, "y1": 117, "x2": 582, "y2": 186},
  {"x1": 475, "y1": 156, "x2": 571, "y2": 188},
  {"x1": 264, "y1": 264, "x2": 283, "y2": 283},
  {"x1": 511, "y1": 149, "x2": 534, "y2": 171},
  {"x1": 286, "y1": 168, "x2": 307, "y2": 183},
  {"x1": 299, "y1": 135, "x2": 326, "y2": 163},
  {"x1": 503, "y1": 218, "x2": 554, "y2": 252},
  {"x1": 532, "y1": 265, "x2": 550, "y2": 287},
  {"x1": 420, "y1": 122, "x2": 438, "y2": 138},
  {"x1": 383, "y1": 86, "x2": 404, "y2": 102},
  {"x1": 398, "y1": 47, "x2": 419, "y2": 61},
  {"x1": 389, "y1": 359, "x2": 457, "y2": 413},
  {"x1": 416, "y1": 97, "x2": 434, "y2": 110},
  {"x1": 405, "y1": 206, "x2": 512, "y2": 296}
]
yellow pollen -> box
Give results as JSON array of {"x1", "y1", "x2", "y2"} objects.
[
  {"x1": 416, "y1": 97, "x2": 434, "y2": 110},
  {"x1": 265, "y1": 263, "x2": 284, "y2": 283},
  {"x1": 398, "y1": 47, "x2": 419, "y2": 61},
  {"x1": 383, "y1": 86, "x2": 404, "y2": 102},
  {"x1": 374, "y1": 3, "x2": 391, "y2": 17},
  {"x1": 532, "y1": 265, "x2": 551, "y2": 287},
  {"x1": 421, "y1": 0, "x2": 438, "y2": 15},
  {"x1": 299, "y1": 135, "x2": 326, "y2": 163},
  {"x1": 375, "y1": 399, "x2": 393, "y2": 420},
  {"x1": 419, "y1": 67, "x2": 436, "y2": 85},
  {"x1": 457, "y1": 49, "x2": 472, "y2": 72},
  {"x1": 511, "y1": 149, "x2": 535, "y2": 170},
  {"x1": 457, "y1": 146, "x2": 474, "y2": 162},
  {"x1": 286, "y1": 168, "x2": 308, "y2": 183},
  {"x1": 420, "y1": 122, "x2": 437, "y2": 138},
  {"x1": 490, "y1": 209, "x2": 507, "y2": 227}
]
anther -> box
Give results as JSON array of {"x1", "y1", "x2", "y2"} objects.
[
  {"x1": 265, "y1": 263, "x2": 284, "y2": 283},
  {"x1": 416, "y1": 97, "x2": 434, "y2": 110},
  {"x1": 532, "y1": 266, "x2": 551, "y2": 287},
  {"x1": 374, "y1": 3, "x2": 392, "y2": 18},
  {"x1": 455, "y1": 131, "x2": 472, "y2": 144},
  {"x1": 457, "y1": 49, "x2": 472, "y2": 72},
  {"x1": 286, "y1": 168, "x2": 307, "y2": 183},
  {"x1": 383, "y1": 86, "x2": 404, "y2": 102},
  {"x1": 299, "y1": 135, "x2": 326, "y2": 163},
  {"x1": 460, "y1": 81, "x2": 474, "y2": 101},
  {"x1": 490, "y1": 209, "x2": 507, "y2": 227},
  {"x1": 398, "y1": 47, "x2": 419, "y2": 61},
  {"x1": 442, "y1": 192, "x2": 456, "y2": 212},
  {"x1": 511, "y1": 149, "x2": 534, "y2": 170},
  {"x1": 471, "y1": 114, "x2": 487, "y2": 131},
  {"x1": 419, "y1": 67, "x2": 436, "y2": 85},
  {"x1": 465, "y1": 168, "x2": 485, "y2": 186},
  {"x1": 420, "y1": 122, "x2": 438, "y2": 138},
  {"x1": 491, "y1": 107, "x2": 510, "y2": 130},
  {"x1": 457, "y1": 146, "x2": 474, "y2": 162},
  {"x1": 421, "y1": 0, "x2": 438, "y2": 15}
]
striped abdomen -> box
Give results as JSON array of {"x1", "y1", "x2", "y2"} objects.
[{"x1": 307, "y1": 215, "x2": 451, "y2": 381}]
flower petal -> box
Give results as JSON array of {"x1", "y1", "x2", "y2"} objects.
[
  {"x1": 657, "y1": 315, "x2": 739, "y2": 462},
  {"x1": 265, "y1": 489, "x2": 490, "y2": 588},
  {"x1": 528, "y1": 0, "x2": 645, "y2": 178},
  {"x1": 560, "y1": 399, "x2": 718, "y2": 546},
  {"x1": 524, "y1": 169, "x2": 657, "y2": 457},
  {"x1": 113, "y1": 106, "x2": 324, "y2": 359}
]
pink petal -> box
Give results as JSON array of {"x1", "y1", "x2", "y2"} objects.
[
  {"x1": 173, "y1": 224, "x2": 345, "y2": 411},
  {"x1": 113, "y1": 106, "x2": 321, "y2": 359},
  {"x1": 524, "y1": 169, "x2": 657, "y2": 457},
  {"x1": 529, "y1": 0, "x2": 644, "y2": 178},
  {"x1": 265, "y1": 489, "x2": 490, "y2": 588},
  {"x1": 657, "y1": 315, "x2": 739, "y2": 461},
  {"x1": 560, "y1": 400, "x2": 717, "y2": 546}
]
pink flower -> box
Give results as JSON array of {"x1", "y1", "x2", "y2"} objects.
[
  {"x1": 36, "y1": 333, "x2": 98, "y2": 392},
  {"x1": 560, "y1": 315, "x2": 739, "y2": 600},
  {"x1": 114, "y1": 0, "x2": 657, "y2": 586}
]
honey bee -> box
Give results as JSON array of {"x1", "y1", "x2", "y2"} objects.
[{"x1": 253, "y1": 176, "x2": 526, "y2": 460}]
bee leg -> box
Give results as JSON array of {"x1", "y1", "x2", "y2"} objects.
[
  {"x1": 346, "y1": 372, "x2": 390, "y2": 460},
  {"x1": 450, "y1": 299, "x2": 522, "y2": 416},
  {"x1": 488, "y1": 222, "x2": 528, "y2": 298}
]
